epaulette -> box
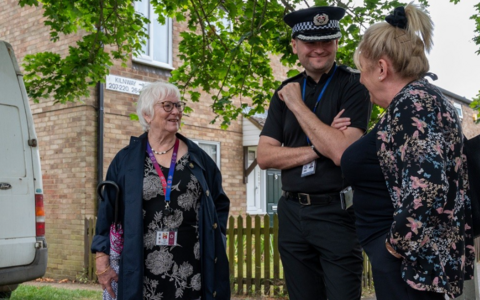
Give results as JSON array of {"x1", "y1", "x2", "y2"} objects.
[{"x1": 338, "y1": 65, "x2": 360, "y2": 74}]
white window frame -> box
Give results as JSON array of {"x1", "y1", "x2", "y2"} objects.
[
  {"x1": 453, "y1": 102, "x2": 463, "y2": 119},
  {"x1": 133, "y1": 1, "x2": 174, "y2": 70},
  {"x1": 193, "y1": 140, "x2": 221, "y2": 168},
  {"x1": 245, "y1": 147, "x2": 266, "y2": 215}
]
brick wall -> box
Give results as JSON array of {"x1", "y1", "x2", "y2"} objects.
[
  {"x1": 458, "y1": 103, "x2": 480, "y2": 139},
  {"x1": 1, "y1": 1, "x2": 100, "y2": 279},
  {"x1": 36, "y1": 103, "x2": 98, "y2": 278}
]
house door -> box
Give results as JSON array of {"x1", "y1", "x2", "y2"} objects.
[{"x1": 266, "y1": 169, "x2": 282, "y2": 227}]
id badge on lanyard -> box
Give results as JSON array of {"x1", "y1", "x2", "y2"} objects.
[
  {"x1": 156, "y1": 229, "x2": 178, "y2": 246},
  {"x1": 301, "y1": 160, "x2": 316, "y2": 177},
  {"x1": 147, "y1": 139, "x2": 180, "y2": 246}
]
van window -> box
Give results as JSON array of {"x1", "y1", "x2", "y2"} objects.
[{"x1": 0, "y1": 105, "x2": 26, "y2": 178}]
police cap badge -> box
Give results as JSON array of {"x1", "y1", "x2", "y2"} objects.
[{"x1": 284, "y1": 6, "x2": 346, "y2": 41}]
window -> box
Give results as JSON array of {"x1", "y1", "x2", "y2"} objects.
[
  {"x1": 193, "y1": 140, "x2": 221, "y2": 168},
  {"x1": 453, "y1": 102, "x2": 463, "y2": 119},
  {"x1": 134, "y1": 0, "x2": 173, "y2": 69}
]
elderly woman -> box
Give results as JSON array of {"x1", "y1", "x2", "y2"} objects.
[
  {"x1": 91, "y1": 81, "x2": 230, "y2": 300},
  {"x1": 340, "y1": 3, "x2": 475, "y2": 300}
]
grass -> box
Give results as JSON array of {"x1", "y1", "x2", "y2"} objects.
[
  {"x1": 7, "y1": 282, "x2": 374, "y2": 300},
  {"x1": 10, "y1": 285, "x2": 102, "y2": 300},
  {"x1": 361, "y1": 285, "x2": 376, "y2": 298}
]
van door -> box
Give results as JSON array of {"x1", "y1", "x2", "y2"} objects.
[{"x1": 0, "y1": 42, "x2": 38, "y2": 268}]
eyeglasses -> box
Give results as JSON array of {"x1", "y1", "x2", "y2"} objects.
[{"x1": 158, "y1": 101, "x2": 186, "y2": 112}]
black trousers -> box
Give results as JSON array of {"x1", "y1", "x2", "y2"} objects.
[
  {"x1": 278, "y1": 196, "x2": 363, "y2": 300},
  {"x1": 362, "y1": 234, "x2": 445, "y2": 300}
]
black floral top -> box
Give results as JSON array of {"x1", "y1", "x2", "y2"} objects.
[
  {"x1": 376, "y1": 79, "x2": 475, "y2": 297},
  {"x1": 142, "y1": 153, "x2": 202, "y2": 300}
]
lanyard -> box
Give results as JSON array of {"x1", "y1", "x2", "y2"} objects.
[
  {"x1": 146, "y1": 138, "x2": 180, "y2": 203},
  {"x1": 302, "y1": 65, "x2": 337, "y2": 144}
]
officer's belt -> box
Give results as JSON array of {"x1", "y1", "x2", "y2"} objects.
[{"x1": 282, "y1": 191, "x2": 340, "y2": 206}]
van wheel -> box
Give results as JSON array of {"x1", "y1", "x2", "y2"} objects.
[{"x1": 0, "y1": 284, "x2": 16, "y2": 299}]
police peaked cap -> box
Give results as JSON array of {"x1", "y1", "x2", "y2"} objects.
[{"x1": 284, "y1": 6, "x2": 346, "y2": 41}]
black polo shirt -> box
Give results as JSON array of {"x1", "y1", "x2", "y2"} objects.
[{"x1": 261, "y1": 63, "x2": 371, "y2": 194}]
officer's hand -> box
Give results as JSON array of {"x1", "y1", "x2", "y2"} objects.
[
  {"x1": 278, "y1": 82, "x2": 302, "y2": 109},
  {"x1": 331, "y1": 109, "x2": 350, "y2": 131}
]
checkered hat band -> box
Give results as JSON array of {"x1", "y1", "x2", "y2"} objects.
[
  {"x1": 296, "y1": 32, "x2": 342, "y2": 41},
  {"x1": 292, "y1": 20, "x2": 340, "y2": 34}
]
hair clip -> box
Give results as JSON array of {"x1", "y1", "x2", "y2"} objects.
[{"x1": 385, "y1": 7, "x2": 407, "y2": 29}]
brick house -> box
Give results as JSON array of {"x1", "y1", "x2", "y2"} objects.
[
  {"x1": 1, "y1": 0, "x2": 479, "y2": 281},
  {"x1": 439, "y1": 88, "x2": 480, "y2": 139}
]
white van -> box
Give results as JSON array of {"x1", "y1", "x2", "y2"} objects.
[{"x1": 0, "y1": 41, "x2": 48, "y2": 298}]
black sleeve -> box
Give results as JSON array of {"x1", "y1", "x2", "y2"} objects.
[
  {"x1": 91, "y1": 151, "x2": 122, "y2": 254},
  {"x1": 338, "y1": 74, "x2": 371, "y2": 132},
  {"x1": 260, "y1": 91, "x2": 285, "y2": 143},
  {"x1": 210, "y1": 166, "x2": 230, "y2": 236}
]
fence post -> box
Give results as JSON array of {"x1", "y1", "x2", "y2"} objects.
[
  {"x1": 237, "y1": 215, "x2": 244, "y2": 295},
  {"x1": 246, "y1": 215, "x2": 252, "y2": 295},
  {"x1": 84, "y1": 217, "x2": 90, "y2": 278},
  {"x1": 228, "y1": 216, "x2": 235, "y2": 292},
  {"x1": 254, "y1": 215, "x2": 261, "y2": 296},
  {"x1": 273, "y1": 214, "x2": 281, "y2": 295},
  {"x1": 263, "y1": 215, "x2": 271, "y2": 295},
  {"x1": 84, "y1": 217, "x2": 97, "y2": 281}
]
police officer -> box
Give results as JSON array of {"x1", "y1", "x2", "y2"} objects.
[{"x1": 257, "y1": 6, "x2": 371, "y2": 300}]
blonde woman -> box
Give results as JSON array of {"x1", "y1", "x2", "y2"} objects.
[{"x1": 340, "y1": 3, "x2": 474, "y2": 299}]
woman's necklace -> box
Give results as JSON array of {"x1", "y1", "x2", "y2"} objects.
[{"x1": 151, "y1": 143, "x2": 175, "y2": 155}]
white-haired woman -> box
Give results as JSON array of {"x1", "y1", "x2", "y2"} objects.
[
  {"x1": 92, "y1": 81, "x2": 231, "y2": 300},
  {"x1": 340, "y1": 3, "x2": 475, "y2": 300}
]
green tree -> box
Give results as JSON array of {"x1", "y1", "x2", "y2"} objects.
[
  {"x1": 469, "y1": 1, "x2": 480, "y2": 123},
  {"x1": 18, "y1": 0, "x2": 480, "y2": 127}
]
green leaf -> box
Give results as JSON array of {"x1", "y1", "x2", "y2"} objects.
[
  {"x1": 129, "y1": 113, "x2": 139, "y2": 121},
  {"x1": 287, "y1": 69, "x2": 300, "y2": 77},
  {"x1": 16, "y1": 0, "x2": 480, "y2": 128}
]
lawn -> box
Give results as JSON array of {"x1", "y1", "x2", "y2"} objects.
[{"x1": 10, "y1": 285, "x2": 102, "y2": 300}]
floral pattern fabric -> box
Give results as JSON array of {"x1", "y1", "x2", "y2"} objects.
[
  {"x1": 102, "y1": 224, "x2": 123, "y2": 300},
  {"x1": 376, "y1": 79, "x2": 475, "y2": 298},
  {"x1": 142, "y1": 154, "x2": 202, "y2": 300}
]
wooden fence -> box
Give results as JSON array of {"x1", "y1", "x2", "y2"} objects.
[
  {"x1": 85, "y1": 214, "x2": 374, "y2": 296},
  {"x1": 84, "y1": 217, "x2": 97, "y2": 281}
]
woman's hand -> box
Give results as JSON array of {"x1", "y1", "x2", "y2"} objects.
[
  {"x1": 95, "y1": 252, "x2": 118, "y2": 298},
  {"x1": 385, "y1": 240, "x2": 403, "y2": 259},
  {"x1": 331, "y1": 109, "x2": 351, "y2": 131}
]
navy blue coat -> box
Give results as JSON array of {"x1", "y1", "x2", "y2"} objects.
[{"x1": 92, "y1": 132, "x2": 231, "y2": 300}]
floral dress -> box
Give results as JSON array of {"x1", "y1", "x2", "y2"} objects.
[{"x1": 142, "y1": 153, "x2": 202, "y2": 300}]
